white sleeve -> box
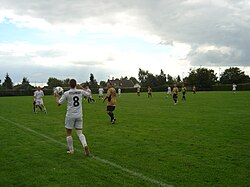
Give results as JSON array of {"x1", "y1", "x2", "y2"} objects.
[
  {"x1": 82, "y1": 90, "x2": 91, "y2": 97},
  {"x1": 58, "y1": 93, "x2": 66, "y2": 105}
]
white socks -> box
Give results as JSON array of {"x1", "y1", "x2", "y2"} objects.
[
  {"x1": 66, "y1": 136, "x2": 74, "y2": 151},
  {"x1": 77, "y1": 130, "x2": 87, "y2": 147}
]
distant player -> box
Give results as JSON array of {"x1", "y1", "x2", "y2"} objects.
[
  {"x1": 86, "y1": 86, "x2": 95, "y2": 103},
  {"x1": 167, "y1": 86, "x2": 172, "y2": 97},
  {"x1": 55, "y1": 79, "x2": 91, "y2": 156},
  {"x1": 192, "y1": 85, "x2": 196, "y2": 94},
  {"x1": 98, "y1": 87, "x2": 104, "y2": 100},
  {"x1": 232, "y1": 83, "x2": 237, "y2": 93},
  {"x1": 118, "y1": 88, "x2": 121, "y2": 97},
  {"x1": 172, "y1": 84, "x2": 178, "y2": 105},
  {"x1": 147, "y1": 86, "x2": 152, "y2": 98},
  {"x1": 181, "y1": 85, "x2": 187, "y2": 101},
  {"x1": 137, "y1": 86, "x2": 141, "y2": 96},
  {"x1": 34, "y1": 86, "x2": 47, "y2": 113},
  {"x1": 103, "y1": 82, "x2": 117, "y2": 124}
]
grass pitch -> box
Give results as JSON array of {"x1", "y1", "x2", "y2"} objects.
[{"x1": 0, "y1": 91, "x2": 249, "y2": 187}]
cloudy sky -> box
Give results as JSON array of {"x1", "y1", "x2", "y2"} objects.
[{"x1": 0, "y1": 0, "x2": 249, "y2": 85}]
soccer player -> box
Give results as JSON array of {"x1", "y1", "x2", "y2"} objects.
[
  {"x1": 172, "y1": 84, "x2": 178, "y2": 105},
  {"x1": 181, "y1": 85, "x2": 187, "y2": 101},
  {"x1": 192, "y1": 85, "x2": 196, "y2": 94},
  {"x1": 86, "y1": 86, "x2": 95, "y2": 103},
  {"x1": 167, "y1": 86, "x2": 172, "y2": 98},
  {"x1": 55, "y1": 79, "x2": 91, "y2": 156},
  {"x1": 137, "y1": 86, "x2": 141, "y2": 96},
  {"x1": 98, "y1": 86, "x2": 104, "y2": 100},
  {"x1": 118, "y1": 88, "x2": 121, "y2": 97},
  {"x1": 103, "y1": 82, "x2": 117, "y2": 124},
  {"x1": 147, "y1": 86, "x2": 152, "y2": 98},
  {"x1": 232, "y1": 83, "x2": 237, "y2": 93},
  {"x1": 34, "y1": 86, "x2": 47, "y2": 113}
]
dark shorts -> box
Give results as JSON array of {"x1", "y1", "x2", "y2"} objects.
[
  {"x1": 173, "y1": 94, "x2": 178, "y2": 99},
  {"x1": 107, "y1": 106, "x2": 116, "y2": 112}
]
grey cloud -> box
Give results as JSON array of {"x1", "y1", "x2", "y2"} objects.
[{"x1": 0, "y1": 0, "x2": 249, "y2": 67}]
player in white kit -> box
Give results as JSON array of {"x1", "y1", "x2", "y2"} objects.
[
  {"x1": 34, "y1": 86, "x2": 47, "y2": 113},
  {"x1": 98, "y1": 87, "x2": 104, "y2": 100},
  {"x1": 55, "y1": 79, "x2": 91, "y2": 156},
  {"x1": 232, "y1": 83, "x2": 237, "y2": 93}
]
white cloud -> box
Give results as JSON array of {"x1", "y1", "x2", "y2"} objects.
[{"x1": 0, "y1": 0, "x2": 249, "y2": 84}]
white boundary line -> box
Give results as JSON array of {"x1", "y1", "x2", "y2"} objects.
[{"x1": 0, "y1": 116, "x2": 173, "y2": 187}]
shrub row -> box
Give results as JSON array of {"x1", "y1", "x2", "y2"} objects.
[{"x1": 1, "y1": 83, "x2": 250, "y2": 96}]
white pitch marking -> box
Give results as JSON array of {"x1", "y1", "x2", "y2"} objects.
[{"x1": 0, "y1": 116, "x2": 173, "y2": 187}]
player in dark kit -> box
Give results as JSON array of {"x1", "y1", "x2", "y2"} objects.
[
  {"x1": 103, "y1": 82, "x2": 117, "y2": 124},
  {"x1": 172, "y1": 84, "x2": 178, "y2": 105},
  {"x1": 181, "y1": 85, "x2": 187, "y2": 101}
]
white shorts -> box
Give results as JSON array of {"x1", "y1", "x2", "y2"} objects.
[
  {"x1": 65, "y1": 117, "x2": 82, "y2": 129},
  {"x1": 35, "y1": 99, "x2": 44, "y2": 105}
]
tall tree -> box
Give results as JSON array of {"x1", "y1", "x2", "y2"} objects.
[
  {"x1": 22, "y1": 77, "x2": 30, "y2": 85},
  {"x1": 138, "y1": 68, "x2": 149, "y2": 86},
  {"x1": 186, "y1": 68, "x2": 217, "y2": 89},
  {"x1": 220, "y1": 67, "x2": 250, "y2": 84},
  {"x1": 166, "y1": 74, "x2": 174, "y2": 85},
  {"x1": 156, "y1": 69, "x2": 166, "y2": 86},
  {"x1": 62, "y1": 78, "x2": 70, "y2": 87},
  {"x1": 176, "y1": 75, "x2": 181, "y2": 82},
  {"x1": 47, "y1": 77, "x2": 63, "y2": 88},
  {"x1": 89, "y1": 73, "x2": 98, "y2": 89},
  {"x1": 2, "y1": 73, "x2": 13, "y2": 89},
  {"x1": 90, "y1": 73, "x2": 95, "y2": 83}
]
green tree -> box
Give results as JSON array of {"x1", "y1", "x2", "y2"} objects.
[
  {"x1": 89, "y1": 73, "x2": 98, "y2": 89},
  {"x1": 99, "y1": 81, "x2": 106, "y2": 88},
  {"x1": 22, "y1": 77, "x2": 30, "y2": 85},
  {"x1": 2, "y1": 73, "x2": 13, "y2": 89},
  {"x1": 138, "y1": 68, "x2": 149, "y2": 86},
  {"x1": 186, "y1": 68, "x2": 217, "y2": 89},
  {"x1": 13, "y1": 77, "x2": 33, "y2": 91},
  {"x1": 176, "y1": 75, "x2": 181, "y2": 82},
  {"x1": 166, "y1": 74, "x2": 174, "y2": 85},
  {"x1": 47, "y1": 77, "x2": 63, "y2": 88},
  {"x1": 220, "y1": 67, "x2": 250, "y2": 84},
  {"x1": 156, "y1": 69, "x2": 166, "y2": 86}
]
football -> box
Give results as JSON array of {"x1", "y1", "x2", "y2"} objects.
[{"x1": 54, "y1": 86, "x2": 64, "y2": 96}]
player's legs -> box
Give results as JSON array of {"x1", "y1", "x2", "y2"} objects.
[
  {"x1": 107, "y1": 106, "x2": 116, "y2": 124},
  {"x1": 66, "y1": 128, "x2": 74, "y2": 154},
  {"x1": 173, "y1": 94, "x2": 178, "y2": 105},
  {"x1": 75, "y1": 118, "x2": 90, "y2": 156},
  {"x1": 34, "y1": 100, "x2": 41, "y2": 113},
  {"x1": 65, "y1": 117, "x2": 75, "y2": 154}
]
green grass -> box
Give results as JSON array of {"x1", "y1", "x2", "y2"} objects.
[{"x1": 0, "y1": 91, "x2": 249, "y2": 187}]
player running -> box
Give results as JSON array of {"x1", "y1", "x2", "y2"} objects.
[
  {"x1": 232, "y1": 83, "x2": 237, "y2": 93},
  {"x1": 181, "y1": 85, "x2": 187, "y2": 101},
  {"x1": 34, "y1": 86, "x2": 47, "y2": 113},
  {"x1": 147, "y1": 86, "x2": 152, "y2": 98},
  {"x1": 55, "y1": 79, "x2": 91, "y2": 156},
  {"x1": 98, "y1": 86, "x2": 104, "y2": 100},
  {"x1": 172, "y1": 84, "x2": 179, "y2": 105},
  {"x1": 103, "y1": 82, "x2": 117, "y2": 124}
]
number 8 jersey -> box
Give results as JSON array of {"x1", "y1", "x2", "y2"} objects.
[{"x1": 58, "y1": 88, "x2": 90, "y2": 118}]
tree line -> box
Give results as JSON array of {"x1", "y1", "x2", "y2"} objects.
[{"x1": 0, "y1": 67, "x2": 250, "y2": 92}]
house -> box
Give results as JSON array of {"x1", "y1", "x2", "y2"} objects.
[{"x1": 109, "y1": 79, "x2": 134, "y2": 88}]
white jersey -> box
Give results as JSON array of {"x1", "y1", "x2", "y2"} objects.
[
  {"x1": 58, "y1": 88, "x2": 90, "y2": 118},
  {"x1": 232, "y1": 84, "x2": 237, "y2": 91},
  {"x1": 34, "y1": 90, "x2": 44, "y2": 100},
  {"x1": 98, "y1": 88, "x2": 104, "y2": 95},
  {"x1": 167, "y1": 86, "x2": 171, "y2": 94}
]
